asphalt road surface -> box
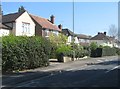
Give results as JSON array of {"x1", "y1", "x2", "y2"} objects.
[{"x1": 2, "y1": 56, "x2": 120, "y2": 88}]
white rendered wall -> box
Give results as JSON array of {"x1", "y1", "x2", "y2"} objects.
[
  {"x1": 15, "y1": 11, "x2": 35, "y2": 36},
  {"x1": 0, "y1": 29, "x2": 10, "y2": 37}
]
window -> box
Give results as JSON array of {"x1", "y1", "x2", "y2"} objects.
[
  {"x1": 45, "y1": 29, "x2": 49, "y2": 37},
  {"x1": 79, "y1": 39, "x2": 85, "y2": 43},
  {"x1": 52, "y1": 31, "x2": 58, "y2": 35},
  {"x1": 22, "y1": 22, "x2": 30, "y2": 35}
]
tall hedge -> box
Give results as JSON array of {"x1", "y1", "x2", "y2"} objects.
[{"x1": 2, "y1": 36, "x2": 51, "y2": 72}]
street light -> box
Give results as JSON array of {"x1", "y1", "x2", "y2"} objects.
[{"x1": 72, "y1": 0, "x2": 75, "y2": 61}]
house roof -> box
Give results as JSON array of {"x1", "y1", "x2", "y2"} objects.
[
  {"x1": 30, "y1": 14, "x2": 61, "y2": 31},
  {"x1": 90, "y1": 33, "x2": 109, "y2": 40},
  {"x1": 107, "y1": 36, "x2": 118, "y2": 43},
  {"x1": 2, "y1": 11, "x2": 25, "y2": 23},
  {"x1": 0, "y1": 23, "x2": 12, "y2": 30},
  {"x1": 76, "y1": 34, "x2": 91, "y2": 39},
  {"x1": 2, "y1": 10, "x2": 61, "y2": 32},
  {"x1": 107, "y1": 36, "x2": 115, "y2": 41},
  {"x1": 62, "y1": 29, "x2": 91, "y2": 39},
  {"x1": 62, "y1": 28, "x2": 74, "y2": 36}
]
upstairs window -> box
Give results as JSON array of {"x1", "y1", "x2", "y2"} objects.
[{"x1": 22, "y1": 22, "x2": 30, "y2": 35}]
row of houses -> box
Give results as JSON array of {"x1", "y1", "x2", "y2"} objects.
[
  {"x1": 0, "y1": 6, "x2": 119, "y2": 48},
  {"x1": 62, "y1": 28, "x2": 119, "y2": 48}
]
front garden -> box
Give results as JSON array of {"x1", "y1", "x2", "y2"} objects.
[{"x1": 2, "y1": 34, "x2": 120, "y2": 72}]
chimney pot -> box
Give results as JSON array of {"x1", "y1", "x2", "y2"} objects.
[
  {"x1": 50, "y1": 15, "x2": 55, "y2": 24},
  {"x1": 98, "y1": 32, "x2": 100, "y2": 34},
  {"x1": 104, "y1": 32, "x2": 106, "y2": 35}
]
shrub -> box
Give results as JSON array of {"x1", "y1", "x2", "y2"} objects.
[
  {"x1": 56, "y1": 44, "x2": 72, "y2": 62},
  {"x1": 90, "y1": 42, "x2": 98, "y2": 51},
  {"x1": 83, "y1": 46, "x2": 91, "y2": 56},
  {"x1": 2, "y1": 36, "x2": 51, "y2": 72},
  {"x1": 49, "y1": 33, "x2": 67, "y2": 59},
  {"x1": 90, "y1": 42, "x2": 98, "y2": 57},
  {"x1": 71, "y1": 44, "x2": 90, "y2": 59},
  {"x1": 74, "y1": 49, "x2": 83, "y2": 58},
  {"x1": 49, "y1": 42, "x2": 57, "y2": 59}
]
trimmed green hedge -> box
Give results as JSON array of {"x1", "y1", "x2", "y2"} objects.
[
  {"x1": 114, "y1": 47, "x2": 120, "y2": 55},
  {"x1": 102, "y1": 46, "x2": 116, "y2": 56},
  {"x1": 2, "y1": 36, "x2": 51, "y2": 72},
  {"x1": 90, "y1": 46, "x2": 116, "y2": 57}
]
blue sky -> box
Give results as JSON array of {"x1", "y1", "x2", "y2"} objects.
[{"x1": 2, "y1": 2, "x2": 118, "y2": 36}]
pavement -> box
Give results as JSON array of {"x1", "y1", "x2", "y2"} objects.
[{"x1": 1, "y1": 56, "x2": 120, "y2": 88}]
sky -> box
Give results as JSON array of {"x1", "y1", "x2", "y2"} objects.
[{"x1": 1, "y1": 2, "x2": 118, "y2": 36}]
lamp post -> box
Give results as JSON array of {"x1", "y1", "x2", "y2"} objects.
[{"x1": 72, "y1": 0, "x2": 75, "y2": 61}]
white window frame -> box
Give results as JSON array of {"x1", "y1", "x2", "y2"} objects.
[
  {"x1": 22, "y1": 22, "x2": 30, "y2": 35},
  {"x1": 45, "y1": 29, "x2": 49, "y2": 37}
]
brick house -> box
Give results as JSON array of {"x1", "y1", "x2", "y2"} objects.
[{"x1": 30, "y1": 14, "x2": 62, "y2": 37}]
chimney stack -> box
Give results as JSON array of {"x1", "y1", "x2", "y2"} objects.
[
  {"x1": 18, "y1": 6, "x2": 25, "y2": 13},
  {"x1": 58, "y1": 24, "x2": 62, "y2": 30},
  {"x1": 50, "y1": 15, "x2": 55, "y2": 24},
  {"x1": 104, "y1": 32, "x2": 106, "y2": 35}
]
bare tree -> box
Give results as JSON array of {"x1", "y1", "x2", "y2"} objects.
[{"x1": 108, "y1": 24, "x2": 118, "y2": 38}]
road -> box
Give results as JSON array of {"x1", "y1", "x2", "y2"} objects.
[{"x1": 2, "y1": 56, "x2": 120, "y2": 88}]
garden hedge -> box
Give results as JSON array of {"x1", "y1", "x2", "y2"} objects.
[
  {"x1": 114, "y1": 47, "x2": 120, "y2": 55},
  {"x1": 90, "y1": 46, "x2": 116, "y2": 57},
  {"x1": 2, "y1": 36, "x2": 51, "y2": 72}
]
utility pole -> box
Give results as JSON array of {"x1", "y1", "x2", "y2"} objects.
[
  {"x1": 72, "y1": 0, "x2": 75, "y2": 61},
  {"x1": 0, "y1": 2, "x2": 1, "y2": 26},
  {"x1": 0, "y1": 2, "x2": 2, "y2": 88}
]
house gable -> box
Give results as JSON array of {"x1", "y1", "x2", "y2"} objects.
[
  {"x1": 62, "y1": 28, "x2": 74, "y2": 36},
  {"x1": 15, "y1": 11, "x2": 35, "y2": 36}
]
